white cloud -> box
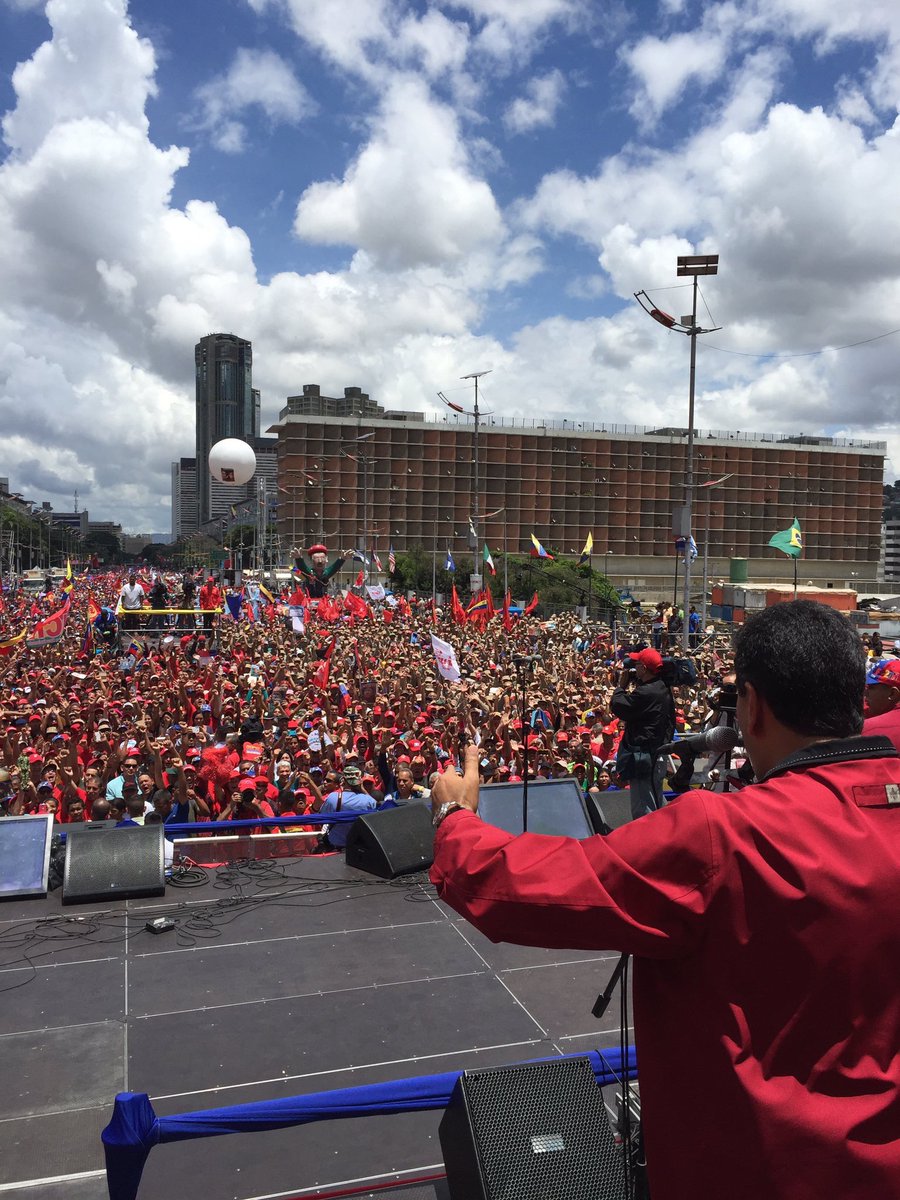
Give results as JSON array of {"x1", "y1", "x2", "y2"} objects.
[
  {"x1": 294, "y1": 76, "x2": 502, "y2": 270},
  {"x1": 622, "y1": 30, "x2": 729, "y2": 122},
  {"x1": 191, "y1": 47, "x2": 315, "y2": 152},
  {"x1": 504, "y1": 69, "x2": 566, "y2": 133},
  {"x1": 4, "y1": 0, "x2": 900, "y2": 536},
  {"x1": 2, "y1": 0, "x2": 156, "y2": 158}
]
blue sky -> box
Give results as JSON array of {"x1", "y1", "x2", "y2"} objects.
[{"x1": 1, "y1": 0, "x2": 900, "y2": 531}]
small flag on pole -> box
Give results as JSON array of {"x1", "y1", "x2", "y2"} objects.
[
  {"x1": 483, "y1": 543, "x2": 496, "y2": 576},
  {"x1": 675, "y1": 535, "x2": 698, "y2": 563},
  {"x1": 373, "y1": 552, "x2": 384, "y2": 571},
  {"x1": 530, "y1": 534, "x2": 553, "y2": 560},
  {"x1": 768, "y1": 518, "x2": 802, "y2": 558},
  {"x1": 579, "y1": 533, "x2": 593, "y2": 566},
  {"x1": 445, "y1": 549, "x2": 456, "y2": 572},
  {"x1": 388, "y1": 545, "x2": 396, "y2": 573}
]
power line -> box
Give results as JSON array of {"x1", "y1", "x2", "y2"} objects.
[{"x1": 704, "y1": 325, "x2": 900, "y2": 360}]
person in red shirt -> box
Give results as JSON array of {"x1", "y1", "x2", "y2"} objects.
[
  {"x1": 430, "y1": 601, "x2": 900, "y2": 1200},
  {"x1": 198, "y1": 576, "x2": 223, "y2": 631},
  {"x1": 861, "y1": 657, "x2": 900, "y2": 752},
  {"x1": 221, "y1": 778, "x2": 274, "y2": 834}
]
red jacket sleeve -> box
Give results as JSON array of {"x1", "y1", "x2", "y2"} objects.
[{"x1": 430, "y1": 795, "x2": 720, "y2": 959}]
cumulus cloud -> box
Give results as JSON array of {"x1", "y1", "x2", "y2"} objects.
[
  {"x1": 4, "y1": 0, "x2": 900, "y2": 535},
  {"x1": 191, "y1": 47, "x2": 315, "y2": 153},
  {"x1": 504, "y1": 69, "x2": 566, "y2": 133},
  {"x1": 294, "y1": 76, "x2": 502, "y2": 270}
]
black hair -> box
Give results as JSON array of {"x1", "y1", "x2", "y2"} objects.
[{"x1": 734, "y1": 601, "x2": 864, "y2": 738}]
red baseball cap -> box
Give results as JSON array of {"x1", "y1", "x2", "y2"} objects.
[{"x1": 631, "y1": 648, "x2": 663, "y2": 674}]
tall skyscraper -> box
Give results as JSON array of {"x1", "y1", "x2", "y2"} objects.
[{"x1": 194, "y1": 333, "x2": 259, "y2": 526}]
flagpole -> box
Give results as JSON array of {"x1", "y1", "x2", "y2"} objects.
[
  {"x1": 432, "y1": 511, "x2": 437, "y2": 607},
  {"x1": 503, "y1": 511, "x2": 508, "y2": 600},
  {"x1": 793, "y1": 554, "x2": 798, "y2": 601}
]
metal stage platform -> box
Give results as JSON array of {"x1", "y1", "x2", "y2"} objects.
[{"x1": 0, "y1": 853, "x2": 631, "y2": 1200}]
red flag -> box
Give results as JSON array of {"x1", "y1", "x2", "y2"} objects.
[
  {"x1": 318, "y1": 595, "x2": 339, "y2": 622},
  {"x1": 383, "y1": 608, "x2": 393, "y2": 623},
  {"x1": 344, "y1": 590, "x2": 369, "y2": 619},
  {"x1": 524, "y1": 591, "x2": 539, "y2": 615},
  {"x1": 288, "y1": 585, "x2": 306, "y2": 607},
  {"x1": 502, "y1": 590, "x2": 513, "y2": 633},
  {"x1": 354, "y1": 569, "x2": 364, "y2": 588},
  {"x1": 484, "y1": 588, "x2": 495, "y2": 618},
  {"x1": 27, "y1": 596, "x2": 72, "y2": 647},
  {"x1": 451, "y1": 584, "x2": 467, "y2": 625},
  {"x1": 312, "y1": 657, "x2": 330, "y2": 689},
  {"x1": 431, "y1": 598, "x2": 438, "y2": 626}
]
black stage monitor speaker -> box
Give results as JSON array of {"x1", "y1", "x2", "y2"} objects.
[
  {"x1": 344, "y1": 803, "x2": 434, "y2": 879},
  {"x1": 439, "y1": 1057, "x2": 625, "y2": 1200},
  {"x1": 584, "y1": 788, "x2": 633, "y2": 834},
  {"x1": 63, "y1": 824, "x2": 165, "y2": 905}
]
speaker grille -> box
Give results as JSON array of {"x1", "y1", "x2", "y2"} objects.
[
  {"x1": 63, "y1": 824, "x2": 165, "y2": 904},
  {"x1": 442, "y1": 1057, "x2": 625, "y2": 1200}
]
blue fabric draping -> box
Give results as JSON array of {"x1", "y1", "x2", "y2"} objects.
[{"x1": 102, "y1": 1047, "x2": 637, "y2": 1200}]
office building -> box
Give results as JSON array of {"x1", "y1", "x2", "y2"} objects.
[
  {"x1": 194, "y1": 333, "x2": 258, "y2": 526},
  {"x1": 882, "y1": 521, "x2": 900, "y2": 583},
  {"x1": 269, "y1": 399, "x2": 885, "y2": 592},
  {"x1": 171, "y1": 457, "x2": 198, "y2": 540}
]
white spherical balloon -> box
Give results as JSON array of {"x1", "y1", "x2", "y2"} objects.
[{"x1": 208, "y1": 438, "x2": 256, "y2": 485}]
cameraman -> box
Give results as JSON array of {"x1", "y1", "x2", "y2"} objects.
[{"x1": 610, "y1": 647, "x2": 675, "y2": 819}]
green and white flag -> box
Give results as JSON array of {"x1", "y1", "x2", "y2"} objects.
[{"x1": 768, "y1": 518, "x2": 802, "y2": 558}]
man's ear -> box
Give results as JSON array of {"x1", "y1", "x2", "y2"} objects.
[{"x1": 740, "y1": 681, "x2": 765, "y2": 737}]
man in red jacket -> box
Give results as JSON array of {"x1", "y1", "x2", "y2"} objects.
[{"x1": 430, "y1": 601, "x2": 900, "y2": 1200}]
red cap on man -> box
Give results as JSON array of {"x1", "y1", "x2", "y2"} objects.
[{"x1": 630, "y1": 648, "x2": 663, "y2": 674}]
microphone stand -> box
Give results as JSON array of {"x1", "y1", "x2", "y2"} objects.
[{"x1": 513, "y1": 655, "x2": 537, "y2": 833}]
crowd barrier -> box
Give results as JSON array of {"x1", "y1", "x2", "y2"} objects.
[{"x1": 101, "y1": 1046, "x2": 638, "y2": 1200}]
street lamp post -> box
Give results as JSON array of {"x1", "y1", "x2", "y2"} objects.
[
  {"x1": 677, "y1": 254, "x2": 719, "y2": 652},
  {"x1": 438, "y1": 374, "x2": 493, "y2": 566},
  {"x1": 635, "y1": 256, "x2": 720, "y2": 652}
]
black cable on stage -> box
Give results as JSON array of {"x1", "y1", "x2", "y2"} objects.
[{"x1": 0, "y1": 861, "x2": 438, "y2": 989}]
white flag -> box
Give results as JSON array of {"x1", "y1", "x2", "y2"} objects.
[
  {"x1": 288, "y1": 604, "x2": 305, "y2": 634},
  {"x1": 366, "y1": 583, "x2": 386, "y2": 601},
  {"x1": 431, "y1": 632, "x2": 461, "y2": 682}
]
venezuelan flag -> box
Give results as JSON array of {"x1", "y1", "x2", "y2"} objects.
[{"x1": 530, "y1": 534, "x2": 553, "y2": 560}]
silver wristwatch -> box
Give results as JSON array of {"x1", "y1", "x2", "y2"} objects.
[{"x1": 433, "y1": 801, "x2": 468, "y2": 828}]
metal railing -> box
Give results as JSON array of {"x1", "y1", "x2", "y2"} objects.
[{"x1": 423, "y1": 413, "x2": 885, "y2": 449}]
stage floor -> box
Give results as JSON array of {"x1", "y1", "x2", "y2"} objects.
[{"x1": 0, "y1": 853, "x2": 631, "y2": 1200}]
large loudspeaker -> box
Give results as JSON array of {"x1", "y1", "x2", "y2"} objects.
[
  {"x1": 584, "y1": 789, "x2": 633, "y2": 834},
  {"x1": 344, "y1": 804, "x2": 434, "y2": 878},
  {"x1": 439, "y1": 1057, "x2": 625, "y2": 1200},
  {"x1": 63, "y1": 824, "x2": 165, "y2": 905}
]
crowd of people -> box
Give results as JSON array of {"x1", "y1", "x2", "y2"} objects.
[
  {"x1": 0, "y1": 560, "x2": 749, "y2": 838},
  {"x1": 1, "y1": 562, "x2": 898, "y2": 842}
]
